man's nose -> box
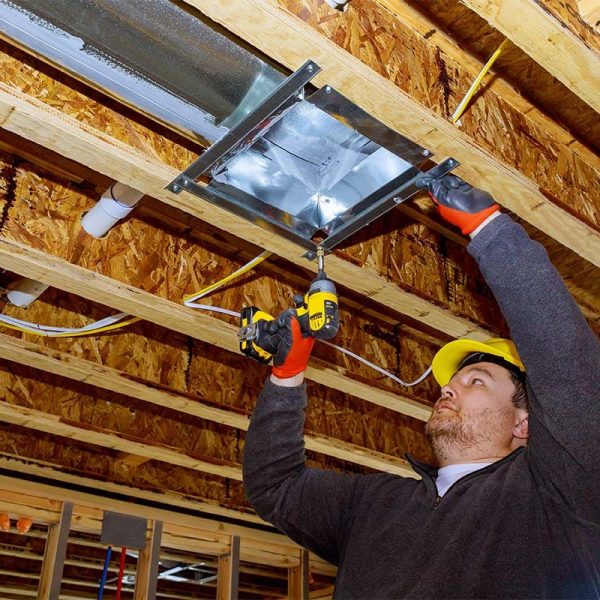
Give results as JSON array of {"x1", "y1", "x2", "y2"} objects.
[{"x1": 440, "y1": 383, "x2": 457, "y2": 399}]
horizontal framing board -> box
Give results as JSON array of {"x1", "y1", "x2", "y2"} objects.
[
  {"x1": 0, "y1": 332, "x2": 418, "y2": 476},
  {"x1": 461, "y1": 0, "x2": 600, "y2": 113}
]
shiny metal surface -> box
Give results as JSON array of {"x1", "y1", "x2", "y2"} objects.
[
  {"x1": 308, "y1": 86, "x2": 428, "y2": 164},
  {"x1": 0, "y1": 0, "x2": 284, "y2": 140},
  {"x1": 167, "y1": 61, "x2": 321, "y2": 192},
  {"x1": 207, "y1": 89, "x2": 422, "y2": 236}
]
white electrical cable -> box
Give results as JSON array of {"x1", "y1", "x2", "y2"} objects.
[
  {"x1": 183, "y1": 302, "x2": 240, "y2": 318},
  {"x1": 182, "y1": 252, "x2": 432, "y2": 388},
  {"x1": 0, "y1": 311, "x2": 133, "y2": 337},
  {"x1": 322, "y1": 340, "x2": 432, "y2": 387}
]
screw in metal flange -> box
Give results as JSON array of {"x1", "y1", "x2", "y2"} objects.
[{"x1": 171, "y1": 184, "x2": 181, "y2": 193}]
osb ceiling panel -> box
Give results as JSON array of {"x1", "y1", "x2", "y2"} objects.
[{"x1": 0, "y1": 0, "x2": 597, "y2": 590}]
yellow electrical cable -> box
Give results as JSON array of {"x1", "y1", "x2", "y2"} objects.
[
  {"x1": 0, "y1": 250, "x2": 272, "y2": 338},
  {"x1": 451, "y1": 39, "x2": 510, "y2": 124},
  {"x1": 0, "y1": 316, "x2": 141, "y2": 337},
  {"x1": 183, "y1": 250, "x2": 272, "y2": 303}
]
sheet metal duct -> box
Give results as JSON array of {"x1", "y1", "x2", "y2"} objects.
[
  {"x1": 0, "y1": 0, "x2": 285, "y2": 141},
  {"x1": 0, "y1": 1, "x2": 458, "y2": 251},
  {"x1": 168, "y1": 61, "x2": 458, "y2": 251}
]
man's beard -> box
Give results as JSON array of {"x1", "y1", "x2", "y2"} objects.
[{"x1": 425, "y1": 406, "x2": 507, "y2": 462}]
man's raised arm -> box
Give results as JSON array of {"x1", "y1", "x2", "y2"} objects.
[
  {"x1": 242, "y1": 310, "x2": 361, "y2": 566},
  {"x1": 419, "y1": 174, "x2": 600, "y2": 524}
]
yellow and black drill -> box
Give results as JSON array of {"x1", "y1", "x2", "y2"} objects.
[{"x1": 238, "y1": 247, "x2": 339, "y2": 363}]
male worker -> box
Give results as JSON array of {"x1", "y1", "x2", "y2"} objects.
[{"x1": 243, "y1": 175, "x2": 600, "y2": 599}]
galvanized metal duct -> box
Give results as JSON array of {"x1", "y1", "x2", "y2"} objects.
[{"x1": 0, "y1": 0, "x2": 285, "y2": 140}]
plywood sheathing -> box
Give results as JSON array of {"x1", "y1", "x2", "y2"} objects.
[
  {"x1": 178, "y1": 0, "x2": 600, "y2": 268},
  {"x1": 415, "y1": 0, "x2": 600, "y2": 154},
  {"x1": 270, "y1": 0, "x2": 599, "y2": 231},
  {"x1": 459, "y1": 0, "x2": 600, "y2": 116},
  {"x1": 0, "y1": 359, "x2": 241, "y2": 466},
  {"x1": 0, "y1": 424, "x2": 247, "y2": 514}
]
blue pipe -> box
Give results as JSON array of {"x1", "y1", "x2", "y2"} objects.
[{"x1": 97, "y1": 545, "x2": 112, "y2": 600}]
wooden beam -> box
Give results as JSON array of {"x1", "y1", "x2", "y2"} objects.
[
  {"x1": 0, "y1": 82, "x2": 514, "y2": 337},
  {"x1": 134, "y1": 520, "x2": 162, "y2": 600},
  {"x1": 578, "y1": 0, "x2": 600, "y2": 27},
  {"x1": 0, "y1": 333, "x2": 420, "y2": 474},
  {"x1": 0, "y1": 455, "x2": 266, "y2": 525},
  {"x1": 461, "y1": 0, "x2": 600, "y2": 113},
  {"x1": 175, "y1": 0, "x2": 600, "y2": 267},
  {"x1": 0, "y1": 475, "x2": 337, "y2": 575},
  {"x1": 0, "y1": 238, "x2": 434, "y2": 422},
  {"x1": 0, "y1": 400, "x2": 243, "y2": 481},
  {"x1": 288, "y1": 549, "x2": 309, "y2": 600},
  {"x1": 38, "y1": 501, "x2": 73, "y2": 600},
  {"x1": 217, "y1": 535, "x2": 240, "y2": 600}
]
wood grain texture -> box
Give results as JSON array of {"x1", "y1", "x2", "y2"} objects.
[
  {"x1": 415, "y1": 0, "x2": 600, "y2": 154},
  {"x1": 462, "y1": 0, "x2": 600, "y2": 112},
  {"x1": 176, "y1": 0, "x2": 600, "y2": 262}
]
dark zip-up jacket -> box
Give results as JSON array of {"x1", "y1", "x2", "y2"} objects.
[{"x1": 243, "y1": 215, "x2": 600, "y2": 599}]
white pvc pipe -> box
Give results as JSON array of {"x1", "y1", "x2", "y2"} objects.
[
  {"x1": 324, "y1": 0, "x2": 351, "y2": 10},
  {"x1": 81, "y1": 182, "x2": 144, "y2": 238},
  {"x1": 6, "y1": 277, "x2": 49, "y2": 308}
]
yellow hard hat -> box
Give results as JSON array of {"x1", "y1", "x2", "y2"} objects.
[{"x1": 432, "y1": 337, "x2": 525, "y2": 387}]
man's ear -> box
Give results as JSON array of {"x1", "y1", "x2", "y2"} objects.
[{"x1": 513, "y1": 411, "x2": 529, "y2": 440}]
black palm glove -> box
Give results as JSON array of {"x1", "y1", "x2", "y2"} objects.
[{"x1": 415, "y1": 174, "x2": 500, "y2": 235}]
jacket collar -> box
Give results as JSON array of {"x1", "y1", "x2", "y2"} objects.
[{"x1": 405, "y1": 447, "x2": 525, "y2": 493}]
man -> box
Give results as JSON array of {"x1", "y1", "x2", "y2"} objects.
[{"x1": 243, "y1": 175, "x2": 600, "y2": 599}]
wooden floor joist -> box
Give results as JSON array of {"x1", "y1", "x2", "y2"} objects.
[
  {"x1": 0, "y1": 238, "x2": 434, "y2": 422},
  {"x1": 0, "y1": 475, "x2": 337, "y2": 575},
  {"x1": 462, "y1": 0, "x2": 600, "y2": 113},
  {"x1": 0, "y1": 400, "x2": 244, "y2": 480},
  {"x1": 0, "y1": 333, "x2": 418, "y2": 475}
]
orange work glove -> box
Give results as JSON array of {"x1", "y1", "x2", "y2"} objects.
[
  {"x1": 416, "y1": 174, "x2": 499, "y2": 235},
  {"x1": 269, "y1": 309, "x2": 315, "y2": 379}
]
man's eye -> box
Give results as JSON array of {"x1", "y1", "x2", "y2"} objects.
[{"x1": 472, "y1": 378, "x2": 484, "y2": 385}]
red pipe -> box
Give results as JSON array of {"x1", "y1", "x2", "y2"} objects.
[{"x1": 116, "y1": 547, "x2": 127, "y2": 600}]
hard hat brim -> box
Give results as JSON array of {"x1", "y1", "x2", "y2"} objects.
[{"x1": 432, "y1": 339, "x2": 524, "y2": 387}]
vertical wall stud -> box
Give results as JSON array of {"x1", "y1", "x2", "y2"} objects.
[
  {"x1": 288, "y1": 548, "x2": 309, "y2": 600},
  {"x1": 134, "y1": 519, "x2": 163, "y2": 600},
  {"x1": 38, "y1": 501, "x2": 73, "y2": 600},
  {"x1": 217, "y1": 534, "x2": 240, "y2": 600}
]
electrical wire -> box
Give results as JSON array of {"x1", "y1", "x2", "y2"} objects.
[
  {"x1": 0, "y1": 311, "x2": 140, "y2": 337},
  {"x1": 183, "y1": 250, "x2": 272, "y2": 304},
  {"x1": 451, "y1": 39, "x2": 510, "y2": 123},
  {"x1": 322, "y1": 340, "x2": 432, "y2": 387}
]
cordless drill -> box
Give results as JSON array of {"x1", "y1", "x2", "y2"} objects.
[{"x1": 238, "y1": 247, "x2": 339, "y2": 363}]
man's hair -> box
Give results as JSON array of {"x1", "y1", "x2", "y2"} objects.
[{"x1": 510, "y1": 372, "x2": 528, "y2": 411}]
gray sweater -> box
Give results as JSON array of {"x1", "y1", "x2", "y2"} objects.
[{"x1": 243, "y1": 215, "x2": 600, "y2": 599}]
